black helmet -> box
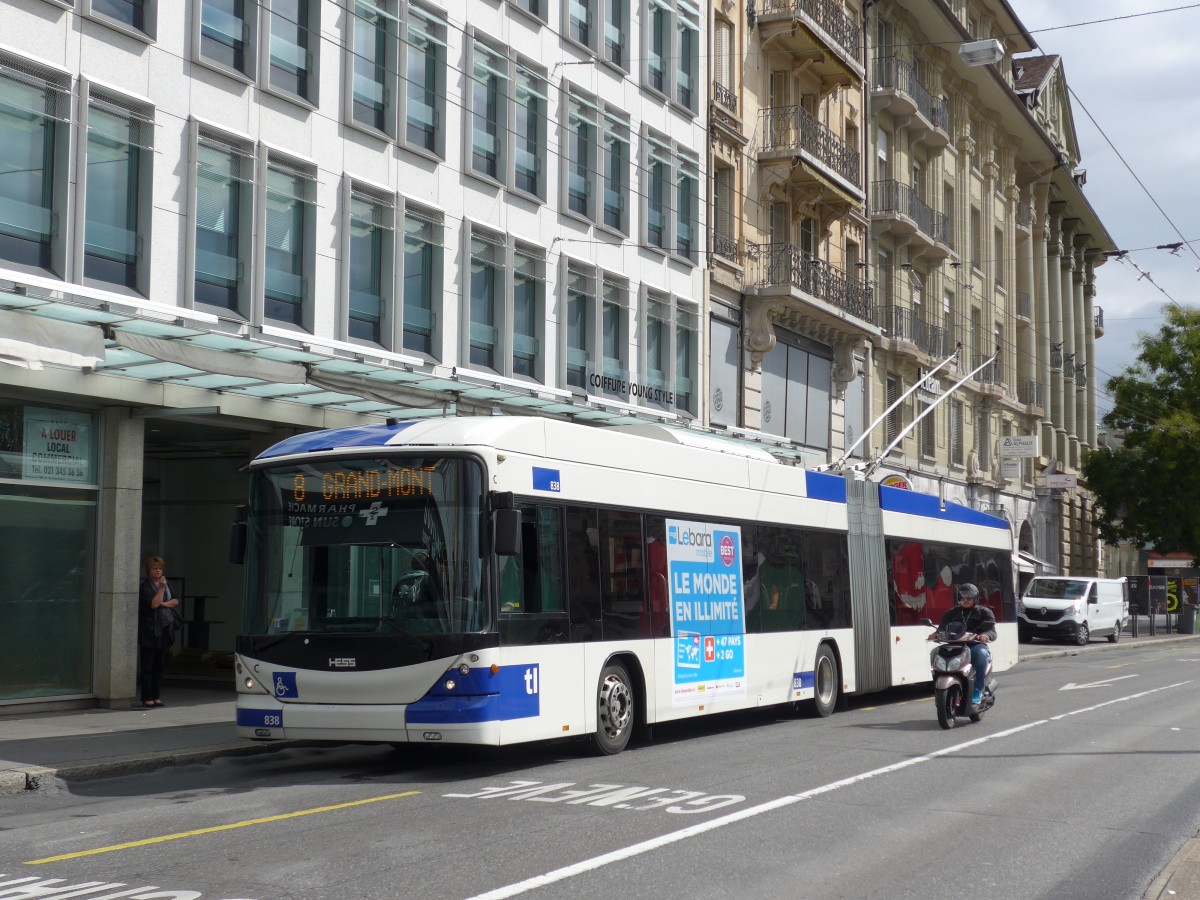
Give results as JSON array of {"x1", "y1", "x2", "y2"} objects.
[{"x1": 957, "y1": 583, "x2": 980, "y2": 602}]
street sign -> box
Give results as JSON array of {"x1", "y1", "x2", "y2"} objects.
[
  {"x1": 1045, "y1": 473, "x2": 1077, "y2": 489},
  {"x1": 1001, "y1": 457, "x2": 1021, "y2": 480},
  {"x1": 999, "y1": 434, "x2": 1038, "y2": 457}
]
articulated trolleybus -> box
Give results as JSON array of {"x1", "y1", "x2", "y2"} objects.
[{"x1": 232, "y1": 416, "x2": 1017, "y2": 754}]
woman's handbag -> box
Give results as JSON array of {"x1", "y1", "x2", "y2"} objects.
[{"x1": 156, "y1": 604, "x2": 184, "y2": 642}]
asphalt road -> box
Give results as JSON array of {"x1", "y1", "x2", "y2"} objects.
[{"x1": 3, "y1": 642, "x2": 1199, "y2": 900}]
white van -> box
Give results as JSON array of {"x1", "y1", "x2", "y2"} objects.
[{"x1": 1018, "y1": 577, "x2": 1129, "y2": 645}]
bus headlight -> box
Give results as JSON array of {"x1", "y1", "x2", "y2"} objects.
[
  {"x1": 444, "y1": 679, "x2": 456, "y2": 691},
  {"x1": 458, "y1": 664, "x2": 471, "y2": 676},
  {"x1": 244, "y1": 677, "x2": 255, "y2": 690}
]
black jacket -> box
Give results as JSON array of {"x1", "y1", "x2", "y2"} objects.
[{"x1": 937, "y1": 603, "x2": 997, "y2": 642}]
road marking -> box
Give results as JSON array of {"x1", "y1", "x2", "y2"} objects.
[
  {"x1": 465, "y1": 680, "x2": 1193, "y2": 900},
  {"x1": 24, "y1": 791, "x2": 420, "y2": 865},
  {"x1": 1060, "y1": 674, "x2": 1140, "y2": 691}
]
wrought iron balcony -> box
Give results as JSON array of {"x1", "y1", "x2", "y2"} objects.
[
  {"x1": 875, "y1": 305, "x2": 950, "y2": 358},
  {"x1": 871, "y1": 179, "x2": 951, "y2": 249},
  {"x1": 872, "y1": 57, "x2": 947, "y2": 134},
  {"x1": 712, "y1": 232, "x2": 739, "y2": 263},
  {"x1": 971, "y1": 353, "x2": 1003, "y2": 386},
  {"x1": 1020, "y1": 379, "x2": 1043, "y2": 408},
  {"x1": 714, "y1": 81, "x2": 737, "y2": 114},
  {"x1": 745, "y1": 242, "x2": 873, "y2": 320},
  {"x1": 759, "y1": 105, "x2": 861, "y2": 188},
  {"x1": 754, "y1": 0, "x2": 862, "y2": 65},
  {"x1": 1016, "y1": 290, "x2": 1032, "y2": 320}
]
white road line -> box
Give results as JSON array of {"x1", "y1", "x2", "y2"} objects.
[{"x1": 465, "y1": 679, "x2": 1193, "y2": 900}]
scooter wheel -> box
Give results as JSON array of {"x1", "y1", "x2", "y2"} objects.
[{"x1": 935, "y1": 685, "x2": 959, "y2": 730}]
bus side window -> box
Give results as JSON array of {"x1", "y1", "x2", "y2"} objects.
[
  {"x1": 535, "y1": 507, "x2": 565, "y2": 613},
  {"x1": 644, "y1": 516, "x2": 670, "y2": 638},
  {"x1": 598, "y1": 509, "x2": 644, "y2": 641},
  {"x1": 565, "y1": 507, "x2": 602, "y2": 642},
  {"x1": 756, "y1": 524, "x2": 806, "y2": 633},
  {"x1": 500, "y1": 506, "x2": 568, "y2": 645}
]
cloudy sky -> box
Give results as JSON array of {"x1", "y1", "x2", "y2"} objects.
[{"x1": 1012, "y1": 2, "x2": 1200, "y2": 417}]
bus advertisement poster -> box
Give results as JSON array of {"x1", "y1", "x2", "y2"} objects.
[{"x1": 665, "y1": 519, "x2": 747, "y2": 707}]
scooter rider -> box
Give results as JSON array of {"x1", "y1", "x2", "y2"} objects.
[{"x1": 927, "y1": 583, "x2": 996, "y2": 709}]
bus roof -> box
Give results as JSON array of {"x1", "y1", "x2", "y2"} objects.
[{"x1": 254, "y1": 417, "x2": 1009, "y2": 533}]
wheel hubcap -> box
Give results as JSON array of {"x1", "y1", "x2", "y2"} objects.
[
  {"x1": 599, "y1": 675, "x2": 631, "y2": 737},
  {"x1": 816, "y1": 656, "x2": 834, "y2": 706}
]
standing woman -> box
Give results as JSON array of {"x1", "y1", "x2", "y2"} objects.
[{"x1": 138, "y1": 555, "x2": 180, "y2": 708}]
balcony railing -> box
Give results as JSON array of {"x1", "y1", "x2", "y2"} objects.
[
  {"x1": 1016, "y1": 290, "x2": 1032, "y2": 319},
  {"x1": 971, "y1": 353, "x2": 1003, "y2": 386},
  {"x1": 712, "y1": 232, "x2": 739, "y2": 262},
  {"x1": 876, "y1": 305, "x2": 950, "y2": 358},
  {"x1": 713, "y1": 81, "x2": 737, "y2": 114},
  {"x1": 745, "y1": 243, "x2": 873, "y2": 320},
  {"x1": 754, "y1": 0, "x2": 862, "y2": 64},
  {"x1": 872, "y1": 179, "x2": 951, "y2": 248},
  {"x1": 872, "y1": 57, "x2": 947, "y2": 130},
  {"x1": 760, "y1": 105, "x2": 861, "y2": 188},
  {"x1": 1021, "y1": 379, "x2": 1043, "y2": 408}
]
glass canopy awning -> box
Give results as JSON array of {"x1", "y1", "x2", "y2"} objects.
[{"x1": 0, "y1": 269, "x2": 820, "y2": 464}]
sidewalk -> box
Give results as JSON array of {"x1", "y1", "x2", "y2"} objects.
[{"x1": 0, "y1": 684, "x2": 299, "y2": 795}]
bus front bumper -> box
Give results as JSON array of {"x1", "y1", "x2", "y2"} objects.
[{"x1": 235, "y1": 698, "x2": 503, "y2": 745}]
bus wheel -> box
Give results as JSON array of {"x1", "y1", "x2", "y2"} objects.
[
  {"x1": 810, "y1": 645, "x2": 839, "y2": 718},
  {"x1": 592, "y1": 663, "x2": 634, "y2": 755}
]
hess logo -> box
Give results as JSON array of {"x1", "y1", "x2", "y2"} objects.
[{"x1": 328, "y1": 657, "x2": 357, "y2": 668}]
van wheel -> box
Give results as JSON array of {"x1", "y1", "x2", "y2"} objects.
[
  {"x1": 1075, "y1": 622, "x2": 1090, "y2": 646},
  {"x1": 1108, "y1": 622, "x2": 1121, "y2": 644},
  {"x1": 592, "y1": 663, "x2": 634, "y2": 755}
]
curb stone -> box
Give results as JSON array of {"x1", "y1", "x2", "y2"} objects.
[
  {"x1": 1144, "y1": 837, "x2": 1200, "y2": 899},
  {"x1": 0, "y1": 741, "x2": 311, "y2": 796}
]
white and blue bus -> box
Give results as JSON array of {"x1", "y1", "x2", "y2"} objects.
[{"x1": 232, "y1": 416, "x2": 1017, "y2": 753}]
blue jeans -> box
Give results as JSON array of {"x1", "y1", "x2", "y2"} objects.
[{"x1": 969, "y1": 642, "x2": 991, "y2": 699}]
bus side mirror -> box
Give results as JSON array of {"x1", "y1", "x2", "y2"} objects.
[
  {"x1": 229, "y1": 505, "x2": 247, "y2": 564},
  {"x1": 493, "y1": 508, "x2": 521, "y2": 556}
]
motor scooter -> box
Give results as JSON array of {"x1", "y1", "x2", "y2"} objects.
[{"x1": 922, "y1": 619, "x2": 997, "y2": 729}]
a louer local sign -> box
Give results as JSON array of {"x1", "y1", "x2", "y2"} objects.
[{"x1": 22, "y1": 407, "x2": 92, "y2": 484}]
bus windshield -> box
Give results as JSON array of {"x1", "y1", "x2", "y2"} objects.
[{"x1": 243, "y1": 455, "x2": 486, "y2": 637}]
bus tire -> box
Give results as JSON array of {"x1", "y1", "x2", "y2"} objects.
[
  {"x1": 592, "y1": 662, "x2": 635, "y2": 755},
  {"x1": 810, "y1": 645, "x2": 839, "y2": 718}
]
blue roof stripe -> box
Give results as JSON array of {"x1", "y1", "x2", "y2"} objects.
[
  {"x1": 805, "y1": 471, "x2": 847, "y2": 504},
  {"x1": 879, "y1": 484, "x2": 1010, "y2": 529},
  {"x1": 258, "y1": 422, "x2": 416, "y2": 459}
]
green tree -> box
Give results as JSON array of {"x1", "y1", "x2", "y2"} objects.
[{"x1": 1083, "y1": 305, "x2": 1200, "y2": 556}]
